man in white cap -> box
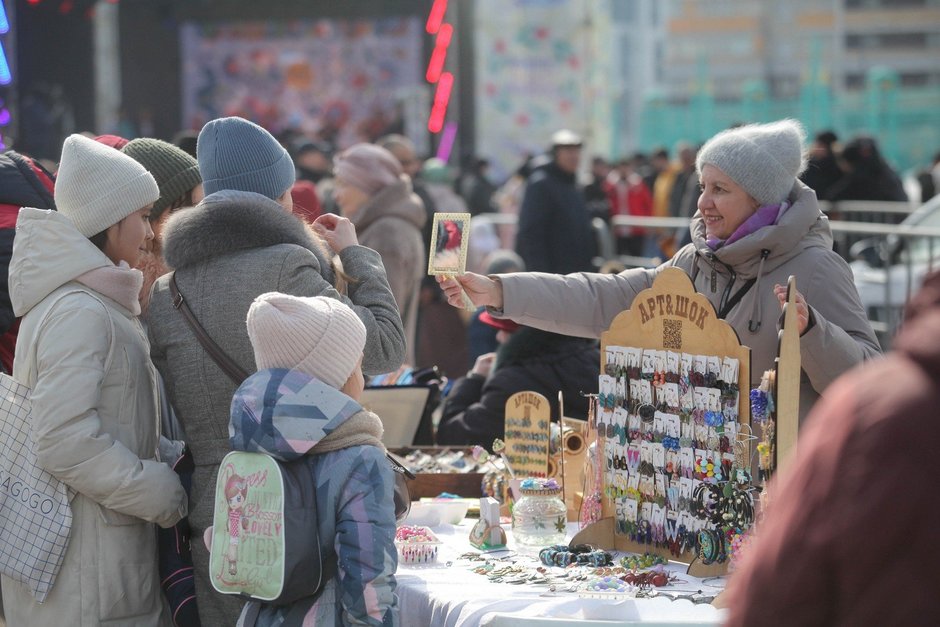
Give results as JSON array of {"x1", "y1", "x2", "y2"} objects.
[{"x1": 514, "y1": 129, "x2": 596, "y2": 274}]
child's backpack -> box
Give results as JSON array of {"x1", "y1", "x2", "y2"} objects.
[{"x1": 208, "y1": 451, "x2": 335, "y2": 605}]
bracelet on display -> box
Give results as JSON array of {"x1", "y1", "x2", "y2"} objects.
[
  {"x1": 582, "y1": 575, "x2": 633, "y2": 594},
  {"x1": 622, "y1": 568, "x2": 674, "y2": 588},
  {"x1": 697, "y1": 528, "x2": 727, "y2": 565},
  {"x1": 539, "y1": 545, "x2": 613, "y2": 568},
  {"x1": 620, "y1": 552, "x2": 667, "y2": 571}
]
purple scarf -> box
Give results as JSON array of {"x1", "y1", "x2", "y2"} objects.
[{"x1": 706, "y1": 202, "x2": 789, "y2": 250}]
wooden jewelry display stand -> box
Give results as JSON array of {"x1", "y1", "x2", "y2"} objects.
[
  {"x1": 571, "y1": 267, "x2": 752, "y2": 578},
  {"x1": 774, "y1": 276, "x2": 801, "y2": 474}
]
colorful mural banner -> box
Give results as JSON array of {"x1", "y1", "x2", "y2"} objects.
[
  {"x1": 475, "y1": 0, "x2": 591, "y2": 179},
  {"x1": 180, "y1": 18, "x2": 424, "y2": 148}
]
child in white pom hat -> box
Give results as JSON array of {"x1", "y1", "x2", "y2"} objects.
[{"x1": 227, "y1": 293, "x2": 398, "y2": 626}]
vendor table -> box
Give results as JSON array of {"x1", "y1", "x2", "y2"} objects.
[{"x1": 396, "y1": 521, "x2": 727, "y2": 627}]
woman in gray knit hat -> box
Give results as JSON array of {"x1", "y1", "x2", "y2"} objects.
[{"x1": 439, "y1": 119, "x2": 880, "y2": 422}]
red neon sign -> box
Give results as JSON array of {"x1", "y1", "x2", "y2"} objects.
[
  {"x1": 426, "y1": 0, "x2": 448, "y2": 34},
  {"x1": 428, "y1": 72, "x2": 454, "y2": 134}
]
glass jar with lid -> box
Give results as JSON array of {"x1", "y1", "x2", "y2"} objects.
[{"x1": 511, "y1": 478, "x2": 567, "y2": 549}]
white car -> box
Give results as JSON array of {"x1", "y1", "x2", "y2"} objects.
[{"x1": 849, "y1": 194, "x2": 940, "y2": 346}]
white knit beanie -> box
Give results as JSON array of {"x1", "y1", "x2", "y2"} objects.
[
  {"x1": 55, "y1": 134, "x2": 160, "y2": 237},
  {"x1": 696, "y1": 119, "x2": 807, "y2": 207},
  {"x1": 247, "y1": 293, "x2": 367, "y2": 389}
]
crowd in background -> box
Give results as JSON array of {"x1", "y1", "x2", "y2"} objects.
[{"x1": 0, "y1": 109, "x2": 938, "y2": 626}]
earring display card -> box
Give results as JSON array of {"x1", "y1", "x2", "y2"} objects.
[
  {"x1": 572, "y1": 268, "x2": 755, "y2": 577},
  {"x1": 503, "y1": 391, "x2": 551, "y2": 478}
]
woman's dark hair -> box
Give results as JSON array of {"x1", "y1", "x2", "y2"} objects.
[
  {"x1": 159, "y1": 188, "x2": 197, "y2": 220},
  {"x1": 89, "y1": 229, "x2": 108, "y2": 252}
]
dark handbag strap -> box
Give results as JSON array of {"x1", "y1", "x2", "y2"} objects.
[
  {"x1": 169, "y1": 272, "x2": 250, "y2": 383},
  {"x1": 167, "y1": 272, "x2": 414, "y2": 483}
]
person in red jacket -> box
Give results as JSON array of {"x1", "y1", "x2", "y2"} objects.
[
  {"x1": 605, "y1": 157, "x2": 653, "y2": 257},
  {"x1": 724, "y1": 270, "x2": 940, "y2": 626},
  {"x1": 0, "y1": 150, "x2": 56, "y2": 374}
]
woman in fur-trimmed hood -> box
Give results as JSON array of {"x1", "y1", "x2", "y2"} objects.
[{"x1": 146, "y1": 116, "x2": 404, "y2": 626}]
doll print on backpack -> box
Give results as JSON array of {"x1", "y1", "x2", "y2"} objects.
[{"x1": 224, "y1": 473, "x2": 250, "y2": 576}]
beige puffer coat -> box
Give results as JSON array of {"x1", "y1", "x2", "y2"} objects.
[{"x1": 1, "y1": 208, "x2": 186, "y2": 627}]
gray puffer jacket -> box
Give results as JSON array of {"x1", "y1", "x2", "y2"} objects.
[{"x1": 497, "y1": 182, "x2": 880, "y2": 421}]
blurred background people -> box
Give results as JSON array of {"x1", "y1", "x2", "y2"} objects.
[
  {"x1": 606, "y1": 157, "x2": 654, "y2": 257},
  {"x1": 800, "y1": 130, "x2": 842, "y2": 200},
  {"x1": 515, "y1": 129, "x2": 596, "y2": 274},
  {"x1": 436, "y1": 310, "x2": 599, "y2": 446},
  {"x1": 826, "y1": 135, "x2": 907, "y2": 203},
  {"x1": 334, "y1": 142, "x2": 427, "y2": 366},
  {"x1": 584, "y1": 155, "x2": 612, "y2": 222},
  {"x1": 457, "y1": 157, "x2": 497, "y2": 217}
]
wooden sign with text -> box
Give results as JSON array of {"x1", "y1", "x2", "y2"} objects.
[{"x1": 504, "y1": 391, "x2": 551, "y2": 478}]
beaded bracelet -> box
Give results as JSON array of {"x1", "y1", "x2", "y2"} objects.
[
  {"x1": 697, "y1": 528, "x2": 727, "y2": 565},
  {"x1": 620, "y1": 552, "x2": 667, "y2": 570},
  {"x1": 539, "y1": 545, "x2": 612, "y2": 568}
]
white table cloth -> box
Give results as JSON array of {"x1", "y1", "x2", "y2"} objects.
[{"x1": 396, "y1": 521, "x2": 727, "y2": 627}]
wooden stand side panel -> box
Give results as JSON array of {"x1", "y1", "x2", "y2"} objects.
[
  {"x1": 561, "y1": 417, "x2": 588, "y2": 521},
  {"x1": 775, "y1": 276, "x2": 801, "y2": 474}
]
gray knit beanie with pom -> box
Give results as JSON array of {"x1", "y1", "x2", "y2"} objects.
[{"x1": 696, "y1": 119, "x2": 807, "y2": 206}]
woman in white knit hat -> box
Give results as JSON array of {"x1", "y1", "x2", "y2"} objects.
[
  {"x1": 1, "y1": 134, "x2": 188, "y2": 627},
  {"x1": 438, "y1": 119, "x2": 880, "y2": 422}
]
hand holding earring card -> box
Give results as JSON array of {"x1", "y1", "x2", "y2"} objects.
[{"x1": 427, "y1": 212, "x2": 475, "y2": 310}]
